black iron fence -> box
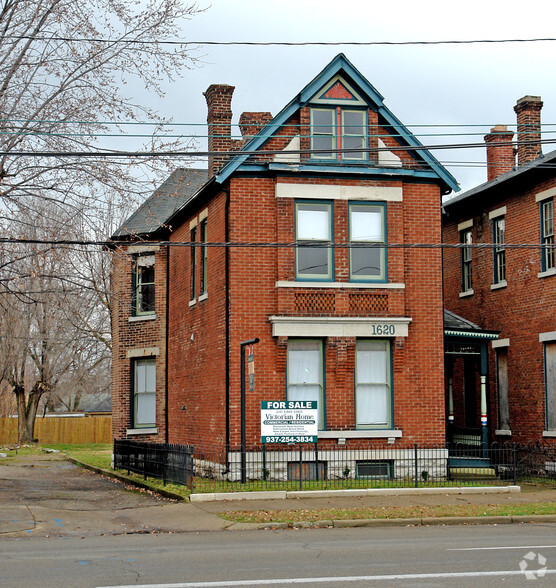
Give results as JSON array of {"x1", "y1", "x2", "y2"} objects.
[
  {"x1": 113, "y1": 439, "x2": 193, "y2": 487},
  {"x1": 112, "y1": 440, "x2": 556, "y2": 493}
]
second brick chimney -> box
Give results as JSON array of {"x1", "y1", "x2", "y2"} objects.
[
  {"x1": 204, "y1": 84, "x2": 235, "y2": 176},
  {"x1": 484, "y1": 125, "x2": 514, "y2": 182},
  {"x1": 514, "y1": 95, "x2": 543, "y2": 166},
  {"x1": 239, "y1": 112, "x2": 273, "y2": 140}
]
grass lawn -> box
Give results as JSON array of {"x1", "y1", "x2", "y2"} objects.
[{"x1": 219, "y1": 502, "x2": 556, "y2": 524}]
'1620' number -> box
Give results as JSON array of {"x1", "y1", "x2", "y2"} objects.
[{"x1": 371, "y1": 324, "x2": 395, "y2": 336}]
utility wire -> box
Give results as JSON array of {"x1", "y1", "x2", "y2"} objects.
[
  {"x1": 0, "y1": 238, "x2": 552, "y2": 250},
  {"x1": 2, "y1": 136, "x2": 556, "y2": 157},
  {"x1": 7, "y1": 36, "x2": 556, "y2": 46}
]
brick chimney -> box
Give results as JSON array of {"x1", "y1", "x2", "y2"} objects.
[
  {"x1": 484, "y1": 125, "x2": 514, "y2": 182},
  {"x1": 204, "y1": 84, "x2": 235, "y2": 176},
  {"x1": 514, "y1": 95, "x2": 543, "y2": 166},
  {"x1": 239, "y1": 112, "x2": 273, "y2": 140}
]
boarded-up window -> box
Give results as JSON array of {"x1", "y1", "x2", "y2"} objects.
[
  {"x1": 546, "y1": 343, "x2": 556, "y2": 431},
  {"x1": 497, "y1": 349, "x2": 510, "y2": 431}
]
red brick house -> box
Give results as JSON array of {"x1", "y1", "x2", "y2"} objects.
[
  {"x1": 111, "y1": 54, "x2": 460, "y2": 473},
  {"x1": 443, "y1": 96, "x2": 556, "y2": 446}
]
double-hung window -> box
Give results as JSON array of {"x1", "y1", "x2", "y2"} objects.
[
  {"x1": 200, "y1": 219, "x2": 208, "y2": 295},
  {"x1": 461, "y1": 229, "x2": 473, "y2": 292},
  {"x1": 541, "y1": 199, "x2": 555, "y2": 272},
  {"x1": 349, "y1": 203, "x2": 386, "y2": 281},
  {"x1": 295, "y1": 202, "x2": 333, "y2": 280},
  {"x1": 132, "y1": 358, "x2": 156, "y2": 428},
  {"x1": 190, "y1": 227, "x2": 197, "y2": 301},
  {"x1": 493, "y1": 217, "x2": 506, "y2": 284},
  {"x1": 545, "y1": 342, "x2": 556, "y2": 431},
  {"x1": 355, "y1": 340, "x2": 392, "y2": 429},
  {"x1": 287, "y1": 340, "x2": 324, "y2": 429},
  {"x1": 311, "y1": 108, "x2": 366, "y2": 161},
  {"x1": 134, "y1": 255, "x2": 155, "y2": 315}
]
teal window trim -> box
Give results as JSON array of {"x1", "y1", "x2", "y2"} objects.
[
  {"x1": 295, "y1": 200, "x2": 334, "y2": 281},
  {"x1": 354, "y1": 339, "x2": 393, "y2": 430},
  {"x1": 200, "y1": 219, "x2": 208, "y2": 295},
  {"x1": 190, "y1": 226, "x2": 197, "y2": 301},
  {"x1": 493, "y1": 217, "x2": 506, "y2": 284},
  {"x1": 133, "y1": 254, "x2": 155, "y2": 316},
  {"x1": 460, "y1": 229, "x2": 473, "y2": 292},
  {"x1": 310, "y1": 106, "x2": 368, "y2": 161},
  {"x1": 286, "y1": 339, "x2": 326, "y2": 430},
  {"x1": 541, "y1": 199, "x2": 555, "y2": 272},
  {"x1": 348, "y1": 202, "x2": 387, "y2": 282},
  {"x1": 131, "y1": 357, "x2": 156, "y2": 429}
]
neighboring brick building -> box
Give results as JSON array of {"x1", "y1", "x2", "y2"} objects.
[
  {"x1": 443, "y1": 96, "x2": 556, "y2": 445},
  {"x1": 111, "y1": 54, "x2": 460, "y2": 474}
]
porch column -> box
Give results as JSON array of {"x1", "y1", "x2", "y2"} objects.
[{"x1": 480, "y1": 375, "x2": 488, "y2": 451}]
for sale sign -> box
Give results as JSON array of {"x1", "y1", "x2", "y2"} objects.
[{"x1": 261, "y1": 400, "x2": 318, "y2": 443}]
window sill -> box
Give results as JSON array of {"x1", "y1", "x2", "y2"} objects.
[
  {"x1": 128, "y1": 314, "x2": 156, "y2": 323},
  {"x1": 199, "y1": 292, "x2": 208, "y2": 302},
  {"x1": 459, "y1": 289, "x2": 474, "y2": 298},
  {"x1": 319, "y1": 430, "x2": 402, "y2": 439},
  {"x1": 543, "y1": 431, "x2": 556, "y2": 438},
  {"x1": 538, "y1": 268, "x2": 556, "y2": 279},
  {"x1": 189, "y1": 298, "x2": 196, "y2": 307},
  {"x1": 126, "y1": 428, "x2": 158, "y2": 435},
  {"x1": 276, "y1": 280, "x2": 405, "y2": 290},
  {"x1": 495, "y1": 429, "x2": 512, "y2": 436},
  {"x1": 490, "y1": 281, "x2": 507, "y2": 291}
]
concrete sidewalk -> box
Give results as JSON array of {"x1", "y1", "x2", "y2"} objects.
[{"x1": 2, "y1": 453, "x2": 556, "y2": 537}]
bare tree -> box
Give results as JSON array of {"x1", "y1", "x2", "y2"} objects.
[{"x1": 0, "y1": 0, "x2": 202, "y2": 442}]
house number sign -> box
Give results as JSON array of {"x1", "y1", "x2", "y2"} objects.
[{"x1": 370, "y1": 323, "x2": 396, "y2": 336}]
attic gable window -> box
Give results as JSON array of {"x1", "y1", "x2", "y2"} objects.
[{"x1": 311, "y1": 107, "x2": 366, "y2": 161}]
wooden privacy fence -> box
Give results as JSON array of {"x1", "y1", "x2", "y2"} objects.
[{"x1": 0, "y1": 415, "x2": 112, "y2": 445}]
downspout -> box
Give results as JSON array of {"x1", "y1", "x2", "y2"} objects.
[
  {"x1": 225, "y1": 189, "x2": 231, "y2": 463},
  {"x1": 165, "y1": 243, "x2": 170, "y2": 443}
]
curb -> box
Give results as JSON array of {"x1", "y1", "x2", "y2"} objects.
[
  {"x1": 225, "y1": 514, "x2": 556, "y2": 531},
  {"x1": 190, "y1": 485, "x2": 521, "y2": 502}
]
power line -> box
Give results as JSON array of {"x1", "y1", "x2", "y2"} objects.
[
  {"x1": 0, "y1": 238, "x2": 552, "y2": 250},
  {"x1": 7, "y1": 36, "x2": 556, "y2": 47},
  {"x1": 2, "y1": 118, "x2": 556, "y2": 129},
  {"x1": 1, "y1": 136, "x2": 556, "y2": 158}
]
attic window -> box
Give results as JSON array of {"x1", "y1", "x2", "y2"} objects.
[{"x1": 311, "y1": 107, "x2": 366, "y2": 161}]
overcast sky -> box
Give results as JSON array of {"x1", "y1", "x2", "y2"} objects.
[{"x1": 135, "y1": 0, "x2": 556, "y2": 194}]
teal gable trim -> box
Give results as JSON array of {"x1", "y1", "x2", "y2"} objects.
[
  {"x1": 239, "y1": 162, "x2": 443, "y2": 181},
  {"x1": 215, "y1": 53, "x2": 460, "y2": 194}
]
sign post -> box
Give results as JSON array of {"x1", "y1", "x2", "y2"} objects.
[{"x1": 240, "y1": 338, "x2": 259, "y2": 484}]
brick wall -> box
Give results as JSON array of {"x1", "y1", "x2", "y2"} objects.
[
  {"x1": 111, "y1": 245, "x2": 167, "y2": 442},
  {"x1": 443, "y1": 177, "x2": 556, "y2": 443}
]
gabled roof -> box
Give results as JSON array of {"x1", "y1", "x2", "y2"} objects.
[
  {"x1": 444, "y1": 149, "x2": 556, "y2": 212},
  {"x1": 216, "y1": 53, "x2": 459, "y2": 194},
  {"x1": 112, "y1": 168, "x2": 208, "y2": 238}
]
